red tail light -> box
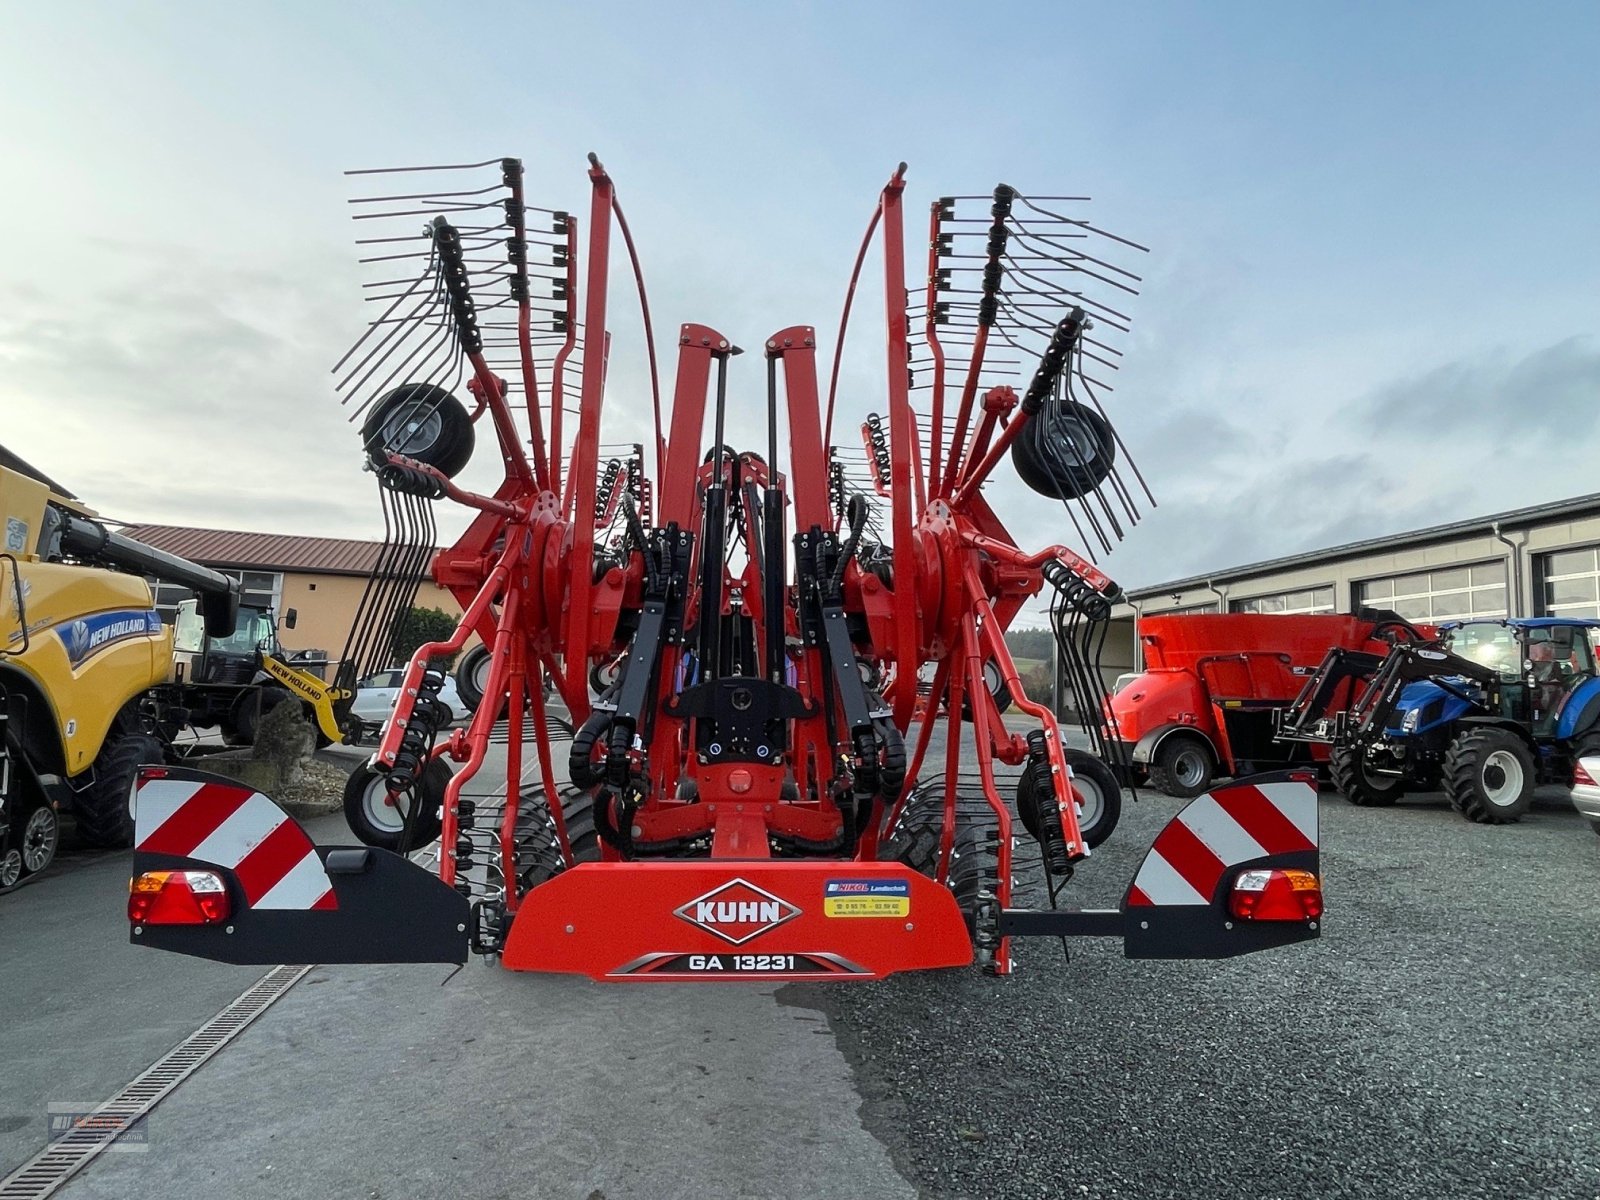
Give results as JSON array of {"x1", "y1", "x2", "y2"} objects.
[
  {"x1": 1575, "y1": 761, "x2": 1597, "y2": 787},
  {"x1": 1229, "y1": 868, "x2": 1322, "y2": 922},
  {"x1": 128, "y1": 870, "x2": 232, "y2": 925}
]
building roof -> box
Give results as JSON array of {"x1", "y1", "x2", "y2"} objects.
[
  {"x1": 1128, "y1": 491, "x2": 1600, "y2": 600},
  {"x1": 119, "y1": 524, "x2": 405, "y2": 576}
]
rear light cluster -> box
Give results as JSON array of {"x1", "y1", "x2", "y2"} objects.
[
  {"x1": 1575, "y1": 761, "x2": 1597, "y2": 787},
  {"x1": 128, "y1": 870, "x2": 231, "y2": 925},
  {"x1": 1229, "y1": 868, "x2": 1322, "y2": 922}
]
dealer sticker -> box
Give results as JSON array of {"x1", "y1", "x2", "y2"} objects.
[{"x1": 823, "y1": 878, "x2": 910, "y2": 918}]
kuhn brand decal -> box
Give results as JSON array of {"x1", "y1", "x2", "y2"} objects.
[
  {"x1": 54, "y1": 609, "x2": 163, "y2": 667},
  {"x1": 673, "y1": 878, "x2": 800, "y2": 945},
  {"x1": 823, "y1": 878, "x2": 910, "y2": 918}
]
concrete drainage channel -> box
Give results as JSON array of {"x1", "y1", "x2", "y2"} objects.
[{"x1": 0, "y1": 966, "x2": 310, "y2": 1200}]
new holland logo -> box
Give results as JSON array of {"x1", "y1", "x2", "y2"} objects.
[{"x1": 673, "y1": 879, "x2": 800, "y2": 946}]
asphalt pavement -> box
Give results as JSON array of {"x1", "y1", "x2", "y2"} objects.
[{"x1": 2, "y1": 734, "x2": 1597, "y2": 1199}]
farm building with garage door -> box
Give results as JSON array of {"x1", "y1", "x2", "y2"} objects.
[{"x1": 1069, "y1": 492, "x2": 1600, "y2": 703}]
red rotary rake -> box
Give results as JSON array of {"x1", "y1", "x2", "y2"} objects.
[{"x1": 128, "y1": 155, "x2": 1323, "y2": 980}]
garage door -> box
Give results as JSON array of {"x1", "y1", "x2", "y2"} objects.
[
  {"x1": 1538, "y1": 546, "x2": 1600, "y2": 619},
  {"x1": 1355, "y1": 561, "x2": 1508, "y2": 622}
]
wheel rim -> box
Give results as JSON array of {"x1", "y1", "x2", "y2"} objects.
[
  {"x1": 472, "y1": 652, "x2": 492, "y2": 696},
  {"x1": 982, "y1": 660, "x2": 1004, "y2": 696},
  {"x1": 380, "y1": 405, "x2": 444, "y2": 456},
  {"x1": 22, "y1": 807, "x2": 58, "y2": 872},
  {"x1": 361, "y1": 776, "x2": 410, "y2": 835},
  {"x1": 1, "y1": 850, "x2": 20, "y2": 888},
  {"x1": 1072, "y1": 775, "x2": 1104, "y2": 831},
  {"x1": 1481, "y1": 749, "x2": 1524, "y2": 807},
  {"x1": 1173, "y1": 747, "x2": 1206, "y2": 789}
]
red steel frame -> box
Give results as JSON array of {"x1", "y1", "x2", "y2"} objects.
[{"x1": 369, "y1": 160, "x2": 1112, "y2": 977}]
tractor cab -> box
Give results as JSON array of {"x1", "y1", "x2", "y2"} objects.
[
  {"x1": 1436, "y1": 619, "x2": 1600, "y2": 736},
  {"x1": 173, "y1": 600, "x2": 281, "y2": 686}
]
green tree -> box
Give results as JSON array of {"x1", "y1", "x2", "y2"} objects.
[{"x1": 390, "y1": 606, "x2": 461, "y2": 669}]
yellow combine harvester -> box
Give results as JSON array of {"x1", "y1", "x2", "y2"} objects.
[{"x1": 0, "y1": 445, "x2": 350, "y2": 879}]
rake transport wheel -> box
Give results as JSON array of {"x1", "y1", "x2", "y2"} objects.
[
  {"x1": 1147, "y1": 735, "x2": 1215, "y2": 799},
  {"x1": 76, "y1": 730, "x2": 165, "y2": 849},
  {"x1": 1016, "y1": 750, "x2": 1122, "y2": 850},
  {"x1": 453, "y1": 644, "x2": 493, "y2": 712},
  {"x1": 884, "y1": 789, "x2": 998, "y2": 937},
  {"x1": 1329, "y1": 745, "x2": 1406, "y2": 807},
  {"x1": 1444, "y1": 727, "x2": 1535, "y2": 824},
  {"x1": 959, "y1": 659, "x2": 1013, "y2": 722},
  {"x1": 514, "y1": 792, "x2": 601, "y2": 892},
  {"x1": 361, "y1": 382, "x2": 475, "y2": 478},
  {"x1": 343, "y1": 757, "x2": 450, "y2": 851}
]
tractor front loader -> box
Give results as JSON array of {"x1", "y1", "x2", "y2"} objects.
[{"x1": 125, "y1": 155, "x2": 1324, "y2": 978}]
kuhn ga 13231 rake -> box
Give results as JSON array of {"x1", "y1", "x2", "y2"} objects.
[{"x1": 128, "y1": 155, "x2": 1322, "y2": 980}]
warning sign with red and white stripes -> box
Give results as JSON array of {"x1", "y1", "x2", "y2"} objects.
[
  {"x1": 1126, "y1": 777, "x2": 1317, "y2": 908},
  {"x1": 134, "y1": 774, "x2": 338, "y2": 911}
]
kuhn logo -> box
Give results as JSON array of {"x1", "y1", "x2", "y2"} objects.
[{"x1": 674, "y1": 879, "x2": 800, "y2": 946}]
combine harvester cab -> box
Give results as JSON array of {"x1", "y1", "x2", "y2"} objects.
[{"x1": 127, "y1": 153, "x2": 1322, "y2": 979}]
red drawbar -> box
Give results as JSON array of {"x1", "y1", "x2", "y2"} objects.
[{"x1": 502, "y1": 861, "x2": 972, "y2": 981}]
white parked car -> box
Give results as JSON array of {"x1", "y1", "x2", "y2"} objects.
[
  {"x1": 1571, "y1": 751, "x2": 1600, "y2": 835},
  {"x1": 351, "y1": 668, "x2": 471, "y2": 725}
]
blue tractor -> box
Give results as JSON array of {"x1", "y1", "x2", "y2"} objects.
[{"x1": 1277, "y1": 617, "x2": 1600, "y2": 823}]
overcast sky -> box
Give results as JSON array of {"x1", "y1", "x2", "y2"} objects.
[{"x1": 2, "y1": 1, "x2": 1596, "y2": 612}]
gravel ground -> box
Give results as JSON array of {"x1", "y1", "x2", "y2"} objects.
[{"x1": 794, "y1": 782, "x2": 1600, "y2": 1200}]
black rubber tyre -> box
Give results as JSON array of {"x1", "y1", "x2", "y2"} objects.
[
  {"x1": 515, "y1": 792, "x2": 602, "y2": 892},
  {"x1": 1146, "y1": 735, "x2": 1215, "y2": 799},
  {"x1": 18, "y1": 803, "x2": 60, "y2": 876},
  {"x1": 76, "y1": 732, "x2": 166, "y2": 849},
  {"x1": 0, "y1": 849, "x2": 20, "y2": 891},
  {"x1": 454, "y1": 645, "x2": 492, "y2": 712},
  {"x1": 362, "y1": 383, "x2": 475, "y2": 479},
  {"x1": 1016, "y1": 749, "x2": 1123, "y2": 851},
  {"x1": 1444, "y1": 727, "x2": 1535, "y2": 824},
  {"x1": 342, "y1": 757, "x2": 450, "y2": 851},
  {"x1": 884, "y1": 789, "x2": 997, "y2": 937},
  {"x1": 1329, "y1": 745, "x2": 1406, "y2": 807},
  {"x1": 960, "y1": 659, "x2": 1013, "y2": 723},
  {"x1": 1010, "y1": 401, "x2": 1117, "y2": 501},
  {"x1": 1064, "y1": 749, "x2": 1123, "y2": 848},
  {"x1": 231, "y1": 687, "x2": 293, "y2": 746}
]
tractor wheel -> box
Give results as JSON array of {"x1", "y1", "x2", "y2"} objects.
[
  {"x1": 1329, "y1": 745, "x2": 1406, "y2": 807},
  {"x1": 19, "y1": 804, "x2": 60, "y2": 877},
  {"x1": 231, "y1": 687, "x2": 292, "y2": 746},
  {"x1": 1444, "y1": 728, "x2": 1535, "y2": 824},
  {"x1": 883, "y1": 789, "x2": 997, "y2": 937},
  {"x1": 342, "y1": 758, "x2": 449, "y2": 852},
  {"x1": 515, "y1": 792, "x2": 601, "y2": 893},
  {"x1": 362, "y1": 383, "x2": 475, "y2": 478},
  {"x1": 1147, "y1": 735, "x2": 1214, "y2": 799},
  {"x1": 960, "y1": 659, "x2": 1012, "y2": 722},
  {"x1": 76, "y1": 731, "x2": 166, "y2": 849}
]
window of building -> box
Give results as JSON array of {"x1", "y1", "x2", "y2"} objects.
[
  {"x1": 147, "y1": 569, "x2": 283, "y2": 624},
  {"x1": 1355, "y1": 561, "x2": 1507, "y2": 622},
  {"x1": 1148, "y1": 601, "x2": 1220, "y2": 616},
  {"x1": 1230, "y1": 585, "x2": 1334, "y2": 616},
  {"x1": 1537, "y1": 545, "x2": 1600, "y2": 619}
]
